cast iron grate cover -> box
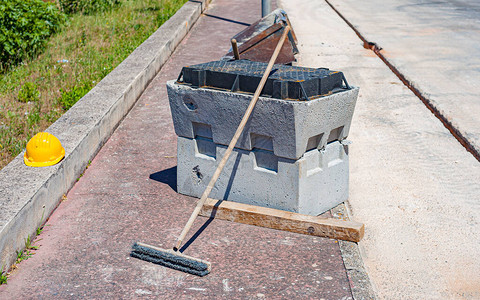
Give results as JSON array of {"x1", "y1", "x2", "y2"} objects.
[{"x1": 178, "y1": 59, "x2": 350, "y2": 100}]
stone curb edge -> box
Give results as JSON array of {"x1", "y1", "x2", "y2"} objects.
[
  {"x1": 0, "y1": 0, "x2": 208, "y2": 273},
  {"x1": 331, "y1": 203, "x2": 377, "y2": 299}
]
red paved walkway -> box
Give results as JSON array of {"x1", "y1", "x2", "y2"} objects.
[{"x1": 0, "y1": 0, "x2": 353, "y2": 298}]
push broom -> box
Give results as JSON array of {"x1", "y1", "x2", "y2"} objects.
[{"x1": 131, "y1": 26, "x2": 291, "y2": 276}]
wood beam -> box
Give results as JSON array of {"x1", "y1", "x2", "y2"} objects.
[{"x1": 199, "y1": 198, "x2": 364, "y2": 242}]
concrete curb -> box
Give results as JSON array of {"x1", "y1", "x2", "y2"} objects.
[
  {"x1": 331, "y1": 204, "x2": 377, "y2": 299},
  {"x1": 0, "y1": 0, "x2": 208, "y2": 272}
]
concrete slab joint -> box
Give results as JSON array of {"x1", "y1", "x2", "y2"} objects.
[{"x1": 0, "y1": 0, "x2": 208, "y2": 273}]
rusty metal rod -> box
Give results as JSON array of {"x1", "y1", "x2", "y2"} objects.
[{"x1": 231, "y1": 39, "x2": 240, "y2": 60}]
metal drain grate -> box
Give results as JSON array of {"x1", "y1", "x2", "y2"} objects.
[{"x1": 178, "y1": 60, "x2": 349, "y2": 100}]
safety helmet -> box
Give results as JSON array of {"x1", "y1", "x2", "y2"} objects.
[{"x1": 24, "y1": 132, "x2": 65, "y2": 167}]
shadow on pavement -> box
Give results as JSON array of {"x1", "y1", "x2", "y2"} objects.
[
  {"x1": 150, "y1": 166, "x2": 177, "y2": 192},
  {"x1": 203, "y1": 13, "x2": 251, "y2": 26},
  {"x1": 179, "y1": 199, "x2": 223, "y2": 252}
]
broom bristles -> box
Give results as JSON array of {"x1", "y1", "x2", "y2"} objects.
[{"x1": 131, "y1": 242, "x2": 211, "y2": 277}]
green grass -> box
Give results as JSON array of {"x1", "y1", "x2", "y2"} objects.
[
  {"x1": 13, "y1": 235, "x2": 38, "y2": 267},
  {"x1": 36, "y1": 225, "x2": 44, "y2": 236},
  {"x1": 15, "y1": 249, "x2": 32, "y2": 264},
  {"x1": 0, "y1": 266, "x2": 7, "y2": 285},
  {"x1": 0, "y1": 0, "x2": 187, "y2": 169},
  {"x1": 24, "y1": 235, "x2": 39, "y2": 251}
]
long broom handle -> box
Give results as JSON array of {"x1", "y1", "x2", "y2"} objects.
[{"x1": 174, "y1": 26, "x2": 291, "y2": 251}]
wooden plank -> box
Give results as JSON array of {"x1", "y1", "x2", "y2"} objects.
[{"x1": 199, "y1": 198, "x2": 364, "y2": 242}]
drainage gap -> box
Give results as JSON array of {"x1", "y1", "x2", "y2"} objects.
[{"x1": 324, "y1": 0, "x2": 480, "y2": 162}]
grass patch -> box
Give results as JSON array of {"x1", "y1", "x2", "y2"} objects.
[
  {"x1": 0, "y1": 0, "x2": 187, "y2": 169},
  {"x1": 0, "y1": 266, "x2": 7, "y2": 285}
]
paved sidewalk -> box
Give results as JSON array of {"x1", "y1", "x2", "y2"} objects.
[
  {"x1": 0, "y1": 1, "x2": 356, "y2": 299},
  {"x1": 281, "y1": 0, "x2": 480, "y2": 298}
]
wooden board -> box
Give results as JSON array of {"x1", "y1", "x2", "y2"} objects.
[{"x1": 199, "y1": 198, "x2": 364, "y2": 242}]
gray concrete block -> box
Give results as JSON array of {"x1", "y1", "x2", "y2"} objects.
[
  {"x1": 177, "y1": 136, "x2": 349, "y2": 215},
  {"x1": 167, "y1": 80, "x2": 359, "y2": 160}
]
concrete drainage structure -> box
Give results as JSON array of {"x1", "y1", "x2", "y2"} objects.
[{"x1": 167, "y1": 60, "x2": 359, "y2": 215}]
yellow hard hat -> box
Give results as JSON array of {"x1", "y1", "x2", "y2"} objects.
[{"x1": 24, "y1": 132, "x2": 65, "y2": 167}]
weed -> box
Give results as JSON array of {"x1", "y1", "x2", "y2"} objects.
[
  {"x1": 77, "y1": 172, "x2": 84, "y2": 181},
  {"x1": 0, "y1": 266, "x2": 7, "y2": 285},
  {"x1": 24, "y1": 235, "x2": 39, "y2": 251},
  {"x1": 77, "y1": 159, "x2": 93, "y2": 181},
  {"x1": 15, "y1": 250, "x2": 31, "y2": 264},
  {"x1": 3, "y1": 209, "x2": 47, "y2": 282},
  {"x1": 36, "y1": 226, "x2": 44, "y2": 236},
  {"x1": 36, "y1": 208, "x2": 46, "y2": 236},
  {"x1": 58, "y1": 84, "x2": 91, "y2": 110},
  {"x1": 17, "y1": 82, "x2": 40, "y2": 103},
  {"x1": 15, "y1": 251, "x2": 20, "y2": 261},
  {"x1": 14, "y1": 234, "x2": 40, "y2": 265}
]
